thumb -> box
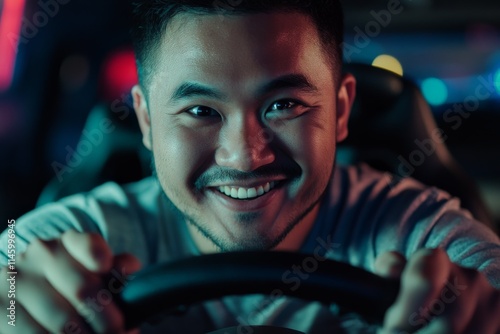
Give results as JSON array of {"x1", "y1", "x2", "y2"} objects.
[
  {"x1": 374, "y1": 251, "x2": 407, "y2": 279},
  {"x1": 61, "y1": 230, "x2": 113, "y2": 273}
]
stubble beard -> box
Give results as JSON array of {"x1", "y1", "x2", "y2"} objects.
[{"x1": 150, "y1": 153, "x2": 336, "y2": 252}]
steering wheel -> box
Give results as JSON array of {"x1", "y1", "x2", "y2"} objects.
[{"x1": 118, "y1": 251, "x2": 400, "y2": 333}]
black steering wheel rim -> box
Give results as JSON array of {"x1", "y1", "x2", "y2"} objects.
[{"x1": 118, "y1": 251, "x2": 399, "y2": 330}]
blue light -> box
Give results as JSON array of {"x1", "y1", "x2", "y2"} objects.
[
  {"x1": 494, "y1": 69, "x2": 500, "y2": 95},
  {"x1": 421, "y1": 78, "x2": 448, "y2": 106}
]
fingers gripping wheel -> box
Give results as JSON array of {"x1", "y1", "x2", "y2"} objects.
[{"x1": 118, "y1": 252, "x2": 400, "y2": 332}]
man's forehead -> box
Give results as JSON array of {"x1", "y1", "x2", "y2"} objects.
[
  {"x1": 164, "y1": 10, "x2": 317, "y2": 32},
  {"x1": 149, "y1": 11, "x2": 330, "y2": 93},
  {"x1": 159, "y1": 11, "x2": 320, "y2": 56}
]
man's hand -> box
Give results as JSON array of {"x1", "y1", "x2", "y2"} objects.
[
  {"x1": 0, "y1": 230, "x2": 141, "y2": 334},
  {"x1": 375, "y1": 248, "x2": 500, "y2": 334}
]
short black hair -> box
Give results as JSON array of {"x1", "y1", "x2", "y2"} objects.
[{"x1": 130, "y1": 0, "x2": 344, "y2": 90}]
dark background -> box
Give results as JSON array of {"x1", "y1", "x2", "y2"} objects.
[{"x1": 0, "y1": 0, "x2": 499, "y2": 230}]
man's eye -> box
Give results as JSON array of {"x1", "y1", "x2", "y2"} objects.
[
  {"x1": 186, "y1": 106, "x2": 219, "y2": 117},
  {"x1": 268, "y1": 100, "x2": 298, "y2": 112}
]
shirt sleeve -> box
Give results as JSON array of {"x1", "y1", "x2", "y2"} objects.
[
  {"x1": 409, "y1": 205, "x2": 500, "y2": 288},
  {"x1": 0, "y1": 181, "x2": 156, "y2": 267},
  {"x1": 0, "y1": 199, "x2": 103, "y2": 267},
  {"x1": 373, "y1": 185, "x2": 500, "y2": 289},
  {"x1": 325, "y1": 164, "x2": 500, "y2": 289}
]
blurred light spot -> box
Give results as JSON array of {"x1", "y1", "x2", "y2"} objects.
[
  {"x1": 494, "y1": 69, "x2": 500, "y2": 94},
  {"x1": 102, "y1": 49, "x2": 138, "y2": 100},
  {"x1": 372, "y1": 55, "x2": 403, "y2": 76},
  {"x1": 422, "y1": 78, "x2": 448, "y2": 106},
  {"x1": 60, "y1": 55, "x2": 90, "y2": 92},
  {"x1": 0, "y1": 0, "x2": 26, "y2": 91}
]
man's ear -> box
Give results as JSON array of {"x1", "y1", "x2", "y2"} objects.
[
  {"x1": 132, "y1": 85, "x2": 152, "y2": 151},
  {"x1": 336, "y1": 73, "x2": 356, "y2": 143}
]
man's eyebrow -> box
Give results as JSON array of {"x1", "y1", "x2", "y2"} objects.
[
  {"x1": 170, "y1": 74, "x2": 317, "y2": 103},
  {"x1": 257, "y1": 74, "x2": 319, "y2": 96},
  {"x1": 170, "y1": 82, "x2": 227, "y2": 102}
]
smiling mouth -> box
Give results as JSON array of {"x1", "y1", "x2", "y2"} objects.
[{"x1": 217, "y1": 181, "x2": 279, "y2": 200}]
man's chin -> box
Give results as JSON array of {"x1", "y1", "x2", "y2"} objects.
[{"x1": 187, "y1": 217, "x2": 282, "y2": 252}]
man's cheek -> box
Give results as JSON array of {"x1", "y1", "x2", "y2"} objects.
[
  {"x1": 278, "y1": 140, "x2": 330, "y2": 182},
  {"x1": 154, "y1": 134, "x2": 209, "y2": 186}
]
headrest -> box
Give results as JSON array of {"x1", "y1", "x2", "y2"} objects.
[{"x1": 344, "y1": 63, "x2": 405, "y2": 112}]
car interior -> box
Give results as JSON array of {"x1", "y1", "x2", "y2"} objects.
[
  {"x1": 1, "y1": 0, "x2": 498, "y2": 234},
  {"x1": 0, "y1": 0, "x2": 499, "y2": 332}
]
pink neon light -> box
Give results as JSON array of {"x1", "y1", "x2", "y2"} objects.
[
  {"x1": 0, "y1": 0, "x2": 26, "y2": 92},
  {"x1": 102, "y1": 49, "x2": 138, "y2": 99}
]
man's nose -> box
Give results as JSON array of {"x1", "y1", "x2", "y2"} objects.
[{"x1": 215, "y1": 116, "x2": 275, "y2": 172}]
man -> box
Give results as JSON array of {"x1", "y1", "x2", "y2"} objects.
[{"x1": 1, "y1": 0, "x2": 499, "y2": 333}]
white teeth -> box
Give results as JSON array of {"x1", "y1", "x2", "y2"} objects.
[
  {"x1": 247, "y1": 188, "x2": 257, "y2": 198},
  {"x1": 237, "y1": 188, "x2": 248, "y2": 199},
  {"x1": 257, "y1": 186, "x2": 264, "y2": 196},
  {"x1": 217, "y1": 181, "x2": 277, "y2": 200}
]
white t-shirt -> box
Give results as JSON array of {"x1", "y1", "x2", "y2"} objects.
[{"x1": 1, "y1": 164, "x2": 499, "y2": 333}]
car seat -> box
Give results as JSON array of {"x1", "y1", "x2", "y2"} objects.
[{"x1": 338, "y1": 63, "x2": 495, "y2": 231}]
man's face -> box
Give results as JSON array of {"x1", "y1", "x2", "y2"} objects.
[{"x1": 133, "y1": 12, "x2": 354, "y2": 252}]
